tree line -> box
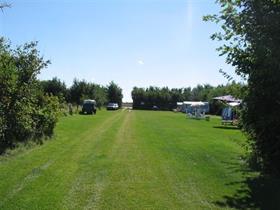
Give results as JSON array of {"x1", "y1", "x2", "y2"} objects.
[
  {"x1": 40, "y1": 78, "x2": 123, "y2": 109},
  {"x1": 132, "y1": 82, "x2": 245, "y2": 113}
]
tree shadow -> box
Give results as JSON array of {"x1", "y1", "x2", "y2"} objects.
[
  {"x1": 0, "y1": 142, "x2": 12, "y2": 155},
  {"x1": 214, "y1": 160, "x2": 280, "y2": 210},
  {"x1": 213, "y1": 126, "x2": 240, "y2": 130}
]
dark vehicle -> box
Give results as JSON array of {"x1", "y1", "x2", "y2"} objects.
[
  {"x1": 81, "y1": 99, "x2": 97, "y2": 114},
  {"x1": 107, "y1": 103, "x2": 119, "y2": 110}
]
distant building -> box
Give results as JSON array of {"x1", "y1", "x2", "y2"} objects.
[{"x1": 122, "y1": 102, "x2": 133, "y2": 109}]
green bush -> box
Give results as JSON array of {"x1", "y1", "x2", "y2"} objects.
[
  {"x1": 33, "y1": 94, "x2": 60, "y2": 139},
  {"x1": 0, "y1": 38, "x2": 58, "y2": 153}
]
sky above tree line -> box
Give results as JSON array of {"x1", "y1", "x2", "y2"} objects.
[{"x1": 0, "y1": 0, "x2": 241, "y2": 102}]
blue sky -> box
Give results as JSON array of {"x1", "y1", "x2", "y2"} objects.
[{"x1": 0, "y1": 0, "x2": 239, "y2": 101}]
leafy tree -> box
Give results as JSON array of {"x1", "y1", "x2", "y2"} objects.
[
  {"x1": 131, "y1": 87, "x2": 146, "y2": 109},
  {"x1": 92, "y1": 85, "x2": 107, "y2": 108},
  {"x1": 191, "y1": 84, "x2": 214, "y2": 101},
  {"x1": 33, "y1": 93, "x2": 60, "y2": 138},
  {"x1": 107, "y1": 81, "x2": 123, "y2": 107},
  {"x1": 69, "y1": 79, "x2": 88, "y2": 107},
  {"x1": 40, "y1": 77, "x2": 67, "y2": 103},
  {"x1": 204, "y1": 0, "x2": 280, "y2": 175},
  {"x1": 182, "y1": 87, "x2": 192, "y2": 101},
  {"x1": 68, "y1": 79, "x2": 107, "y2": 109},
  {"x1": 0, "y1": 38, "x2": 59, "y2": 153},
  {"x1": 170, "y1": 88, "x2": 184, "y2": 107}
]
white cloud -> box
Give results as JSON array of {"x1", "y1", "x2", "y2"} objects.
[{"x1": 137, "y1": 60, "x2": 144, "y2": 65}]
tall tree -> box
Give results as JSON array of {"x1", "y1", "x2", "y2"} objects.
[
  {"x1": 107, "y1": 81, "x2": 123, "y2": 107},
  {"x1": 69, "y1": 79, "x2": 89, "y2": 107},
  {"x1": 204, "y1": 0, "x2": 280, "y2": 175},
  {"x1": 0, "y1": 38, "x2": 59, "y2": 152},
  {"x1": 40, "y1": 77, "x2": 67, "y2": 102}
]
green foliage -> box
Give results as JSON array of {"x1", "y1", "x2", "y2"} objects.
[
  {"x1": 40, "y1": 77, "x2": 67, "y2": 103},
  {"x1": 39, "y1": 79, "x2": 123, "y2": 110},
  {"x1": 33, "y1": 94, "x2": 60, "y2": 138},
  {"x1": 132, "y1": 86, "x2": 179, "y2": 110},
  {"x1": 69, "y1": 79, "x2": 87, "y2": 107},
  {"x1": 205, "y1": 0, "x2": 280, "y2": 175},
  {"x1": 107, "y1": 81, "x2": 123, "y2": 107},
  {"x1": 68, "y1": 79, "x2": 107, "y2": 108},
  {"x1": 0, "y1": 38, "x2": 58, "y2": 153},
  {"x1": 132, "y1": 82, "x2": 244, "y2": 111}
]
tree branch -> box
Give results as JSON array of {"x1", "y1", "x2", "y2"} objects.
[{"x1": 0, "y1": 2, "x2": 11, "y2": 12}]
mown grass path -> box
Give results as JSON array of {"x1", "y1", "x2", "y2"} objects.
[{"x1": 0, "y1": 110, "x2": 279, "y2": 209}]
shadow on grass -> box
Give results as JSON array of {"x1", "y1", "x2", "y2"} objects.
[
  {"x1": 215, "y1": 161, "x2": 280, "y2": 210},
  {"x1": 213, "y1": 126, "x2": 240, "y2": 130}
]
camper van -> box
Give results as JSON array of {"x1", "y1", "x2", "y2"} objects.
[
  {"x1": 180, "y1": 101, "x2": 209, "y2": 114},
  {"x1": 81, "y1": 99, "x2": 97, "y2": 114}
]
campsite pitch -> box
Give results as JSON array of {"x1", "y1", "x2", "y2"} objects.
[{"x1": 0, "y1": 110, "x2": 279, "y2": 209}]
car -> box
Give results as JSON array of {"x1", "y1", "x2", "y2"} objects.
[
  {"x1": 81, "y1": 99, "x2": 97, "y2": 114},
  {"x1": 107, "y1": 103, "x2": 119, "y2": 110},
  {"x1": 152, "y1": 105, "x2": 159, "y2": 110}
]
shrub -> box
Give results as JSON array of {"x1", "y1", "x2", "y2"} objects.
[
  {"x1": 33, "y1": 94, "x2": 60, "y2": 139},
  {"x1": 0, "y1": 38, "x2": 58, "y2": 153}
]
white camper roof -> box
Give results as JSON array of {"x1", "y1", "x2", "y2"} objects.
[
  {"x1": 83, "y1": 99, "x2": 96, "y2": 104},
  {"x1": 183, "y1": 101, "x2": 206, "y2": 106}
]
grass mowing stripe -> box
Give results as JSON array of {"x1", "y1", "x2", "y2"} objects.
[
  {"x1": 96, "y1": 111, "x2": 187, "y2": 209},
  {"x1": 61, "y1": 111, "x2": 126, "y2": 210},
  {"x1": 94, "y1": 110, "x2": 152, "y2": 209},
  {"x1": 82, "y1": 110, "x2": 134, "y2": 209},
  {"x1": 0, "y1": 110, "x2": 123, "y2": 209}
]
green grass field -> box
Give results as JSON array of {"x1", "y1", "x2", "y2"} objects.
[{"x1": 0, "y1": 110, "x2": 279, "y2": 210}]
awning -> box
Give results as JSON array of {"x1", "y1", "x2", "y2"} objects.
[
  {"x1": 213, "y1": 95, "x2": 241, "y2": 103},
  {"x1": 228, "y1": 102, "x2": 241, "y2": 107},
  {"x1": 190, "y1": 102, "x2": 206, "y2": 107}
]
